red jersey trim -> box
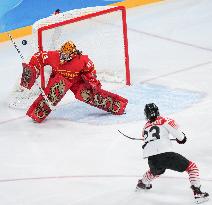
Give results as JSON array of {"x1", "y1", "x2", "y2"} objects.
[
  {"x1": 144, "y1": 116, "x2": 167, "y2": 129},
  {"x1": 168, "y1": 119, "x2": 179, "y2": 129}
]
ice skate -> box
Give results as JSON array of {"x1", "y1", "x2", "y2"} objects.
[
  {"x1": 135, "y1": 179, "x2": 152, "y2": 191},
  {"x1": 191, "y1": 185, "x2": 209, "y2": 204}
]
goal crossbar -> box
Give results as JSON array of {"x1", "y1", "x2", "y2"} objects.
[{"x1": 37, "y1": 6, "x2": 130, "y2": 85}]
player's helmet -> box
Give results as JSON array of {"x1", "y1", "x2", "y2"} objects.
[
  {"x1": 144, "y1": 103, "x2": 160, "y2": 122},
  {"x1": 60, "y1": 41, "x2": 78, "y2": 62}
]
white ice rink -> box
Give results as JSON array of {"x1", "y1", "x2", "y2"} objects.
[{"x1": 0, "y1": 0, "x2": 212, "y2": 204}]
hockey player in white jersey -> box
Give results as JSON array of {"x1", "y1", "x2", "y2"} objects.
[{"x1": 136, "y1": 103, "x2": 209, "y2": 204}]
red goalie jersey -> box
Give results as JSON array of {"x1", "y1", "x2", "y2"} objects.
[
  {"x1": 20, "y1": 41, "x2": 128, "y2": 123},
  {"x1": 28, "y1": 50, "x2": 97, "y2": 85}
]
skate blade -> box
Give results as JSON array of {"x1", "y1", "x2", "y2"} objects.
[
  {"x1": 135, "y1": 187, "x2": 149, "y2": 192},
  {"x1": 195, "y1": 196, "x2": 209, "y2": 204},
  {"x1": 135, "y1": 187, "x2": 141, "y2": 192}
]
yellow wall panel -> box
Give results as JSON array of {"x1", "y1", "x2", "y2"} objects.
[
  {"x1": 111, "y1": 0, "x2": 162, "y2": 8},
  {"x1": 0, "y1": 26, "x2": 32, "y2": 43}
]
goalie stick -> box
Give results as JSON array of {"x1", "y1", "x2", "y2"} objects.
[
  {"x1": 7, "y1": 33, "x2": 25, "y2": 61},
  {"x1": 7, "y1": 33, "x2": 55, "y2": 110}
]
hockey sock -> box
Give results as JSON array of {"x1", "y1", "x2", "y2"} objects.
[
  {"x1": 141, "y1": 170, "x2": 160, "y2": 184},
  {"x1": 186, "y1": 161, "x2": 201, "y2": 187}
]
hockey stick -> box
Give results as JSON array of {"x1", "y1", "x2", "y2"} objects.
[
  {"x1": 7, "y1": 33, "x2": 55, "y2": 110},
  {"x1": 118, "y1": 129, "x2": 176, "y2": 141},
  {"x1": 7, "y1": 33, "x2": 25, "y2": 61},
  {"x1": 118, "y1": 129, "x2": 143, "y2": 140}
]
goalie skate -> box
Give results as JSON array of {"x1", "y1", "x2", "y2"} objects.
[{"x1": 191, "y1": 185, "x2": 209, "y2": 204}]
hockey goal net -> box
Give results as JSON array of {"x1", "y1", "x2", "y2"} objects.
[{"x1": 9, "y1": 6, "x2": 130, "y2": 109}]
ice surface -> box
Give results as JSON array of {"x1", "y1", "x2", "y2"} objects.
[{"x1": 0, "y1": 0, "x2": 212, "y2": 204}]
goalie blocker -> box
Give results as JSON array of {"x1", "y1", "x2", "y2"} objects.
[
  {"x1": 20, "y1": 63, "x2": 37, "y2": 89},
  {"x1": 26, "y1": 73, "x2": 128, "y2": 123}
]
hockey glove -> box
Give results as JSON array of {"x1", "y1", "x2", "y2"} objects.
[
  {"x1": 89, "y1": 78, "x2": 101, "y2": 93},
  {"x1": 20, "y1": 63, "x2": 37, "y2": 89},
  {"x1": 176, "y1": 132, "x2": 187, "y2": 144},
  {"x1": 81, "y1": 73, "x2": 101, "y2": 93}
]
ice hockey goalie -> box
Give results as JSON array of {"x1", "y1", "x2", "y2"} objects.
[{"x1": 20, "y1": 41, "x2": 128, "y2": 123}]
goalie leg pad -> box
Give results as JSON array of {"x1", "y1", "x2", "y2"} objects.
[
  {"x1": 26, "y1": 94, "x2": 52, "y2": 123},
  {"x1": 20, "y1": 63, "x2": 37, "y2": 89},
  {"x1": 26, "y1": 74, "x2": 72, "y2": 123},
  {"x1": 44, "y1": 73, "x2": 72, "y2": 106},
  {"x1": 74, "y1": 83, "x2": 128, "y2": 115}
]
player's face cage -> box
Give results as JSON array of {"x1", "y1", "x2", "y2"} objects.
[
  {"x1": 60, "y1": 52, "x2": 72, "y2": 62},
  {"x1": 60, "y1": 41, "x2": 77, "y2": 62}
]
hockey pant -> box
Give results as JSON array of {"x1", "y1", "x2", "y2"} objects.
[
  {"x1": 73, "y1": 83, "x2": 128, "y2": 115},
  {"x1": 26, "y1": 74, "x2": 72, "y2": 123}
]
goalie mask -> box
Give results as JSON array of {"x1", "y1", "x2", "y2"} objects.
[
  {"x1": 144, "y1": 103, "x2": 160, "y2": 122},
  {"x1": 60, "y1": 41, "x2": 78, "y2": 63}
]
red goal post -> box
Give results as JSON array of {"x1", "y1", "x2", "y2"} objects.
[{"x1": 34, "y1": 6, "x2": 130, "y2": 87}]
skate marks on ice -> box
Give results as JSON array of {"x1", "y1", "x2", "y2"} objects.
[
  {"x1": 50, "y1": 83, "x2": 205, "y2": 125},
  {"x1": 0, "y1": 176, "x2": 208, "y2": 205},
  {"x1": 64, "y1": 177, "x2": 209, "y2": 205}
]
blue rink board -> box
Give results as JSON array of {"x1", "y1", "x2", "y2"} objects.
[
  {"x1": 0, "y1": 0, "x2": 122, "y2": 32},
  {"x1": 50, "y1": 83, "x2": 205, "y2": 125}
]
